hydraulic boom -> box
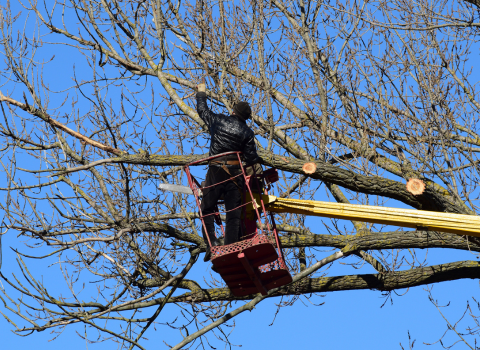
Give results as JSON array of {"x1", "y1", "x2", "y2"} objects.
[{"x1": 249, "y1": 194, "x2": 480, "y2": 237}]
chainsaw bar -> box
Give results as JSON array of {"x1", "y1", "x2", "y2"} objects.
[{"x1": 158, "y1": 183, "x2": 194, "y2": 195}]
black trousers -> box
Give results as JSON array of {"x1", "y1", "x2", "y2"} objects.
[{"x1": 200, "y1": 166, "x2": 244, "y2": 246}]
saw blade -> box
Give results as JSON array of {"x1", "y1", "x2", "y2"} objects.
[{"x1": 158, "y1": 183, "x2": 194, "y2": 195}]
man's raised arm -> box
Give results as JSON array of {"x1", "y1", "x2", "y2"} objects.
[{"x1": 196, "y1": 83, "x2": 215, "y2": 128}]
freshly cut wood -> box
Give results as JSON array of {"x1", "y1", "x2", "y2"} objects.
[
  {"x1": 263, "y1": 196, "x2": 480, "y2": 237},
  {"x1": 406, "y1": 178, "x2": 425, "y2": 195},
  {"x1": 302, "y1": 162, "x2": 317, "y2": 174}
]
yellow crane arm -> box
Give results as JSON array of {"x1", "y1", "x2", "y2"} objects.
[{"x1": 250, "y1": 195, "x2": 480, "y2": 237}]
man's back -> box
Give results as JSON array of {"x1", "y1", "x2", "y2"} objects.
[{"x1": 196, "y1": 92, "x2": 259, "y2": 164}]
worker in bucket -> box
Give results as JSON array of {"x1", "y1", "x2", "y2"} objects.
[{"x1": 196, "y1": 80, "x2": 260, "y2": 262}]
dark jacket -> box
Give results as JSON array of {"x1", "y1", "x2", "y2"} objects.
[{"x1": 196, "y1": 92, "x2": 260, "y2": 164}]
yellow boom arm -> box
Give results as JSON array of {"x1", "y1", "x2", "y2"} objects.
[{"x1": 249, "y1": 195, "x2": 480, "y2": 237}]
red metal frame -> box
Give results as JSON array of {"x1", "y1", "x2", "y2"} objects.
[{"x1": 184, "y1": 152, "x2": 292, "y2": 296}]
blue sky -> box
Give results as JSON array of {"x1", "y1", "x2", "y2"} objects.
[
  {"x1": 1, "y1": 1, "x2": 480, "y2": 349},
  {"x1": 2, "y1": 236, "x2": 477, "y2": 349}
]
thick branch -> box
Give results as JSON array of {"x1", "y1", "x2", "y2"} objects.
[
  {"x1": 281, "y1": 230, "x2": 480, "y2": 252},
  {"x1": 258, "y1": 151, "x2": 469, "y2": 214},
  {"x1": 166, "y1": 260, "x2": 480, "y2": 303},
  {"x1": 50, "y1": 149, "x2": 470, "y2": 214}
]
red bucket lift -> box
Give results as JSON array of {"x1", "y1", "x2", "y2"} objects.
[{"x1": 184, "y1": 152, "x2": 292, "y2": 296}]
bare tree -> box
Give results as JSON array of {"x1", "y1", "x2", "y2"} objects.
[{"x1": 1, "y1": 0, "x2": 480, "y2": 348}]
